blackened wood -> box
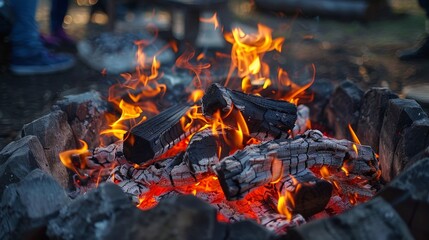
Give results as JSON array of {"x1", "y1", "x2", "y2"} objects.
[
  {"x1": 379, "y1": 98, "x2": 428, "y2": 182},
  {"x1": 378, "y1": 158, "x2": 429, "y2": 240},
  {"x1": 21, "y1": 110, "x2": 76, "y2": 189},
  {"x1": 324, "y1": 80, "x2": 364, "y2": 140},
  {"x1": 202, "y1": 83, "x2": 297, "y2": 140},
  {"x1": 123, "y1": 103, "x2": 199, "y2": 164},
  {"x1": 393, "y1": 118, "x2": 429, "y2": 177},
  {"x1": 285, "y1": 197, "x2": 413, "y2": 240},
  {"x1": 1, "y1": 169, "x2": 70, "y2": 240},
  {"x1": 275, "y1": 169, "x2": 332, "y2": 218},
  {"x1": 356, "y1": 87, "x2": 398, "y2": 152},
  {"x1": 306, "y1": 79, "x2": 334, "y2": 123},
  {"x1": 184, "y1": 128, "x2": 235, "y2": 175},
  {"x1": 0, "y1": 136, "x2": 50, "y2": 196},
  {"x1": 86, "y1": 141, "x2": 125, "y2": 168},
  {"x1": 214, "y1": 130, "x2": 378, "y2": 200}
]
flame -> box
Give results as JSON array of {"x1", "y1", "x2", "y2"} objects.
[
  {"x1": 59, "y1": 140, "x2": 89, "y2": 177},
  {"x1": 341, "y1": 166, "x2": 350, "y2": 176},
  {"x1": 175, "y1": 46, "x2": 211, "y2": 89},
  {"x1": 347, "y1": 124, "x2": 361, "y2": 145},
  {"x1": 188, "y1": 89, "x2": 205, "y2": 103},
  {"x1": 225, "y1": 24, "x2": 284, "y2": 93},
  {"x1": 199, "y1": 12, "x2": 219, "y2": 30},
  {"x1": 319, "y1": 166, "x2": 330, "y2": 179},
  {"x1": 277, "y1": 190, "x2": 295, "y2": 220}
]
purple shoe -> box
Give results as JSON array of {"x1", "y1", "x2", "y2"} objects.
[{"x1": 10, "y1": 50, "x2": 75, "y2": 75}]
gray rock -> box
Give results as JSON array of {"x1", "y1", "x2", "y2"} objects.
[
  {"x1": 378, "y1": 158, "x2": 429, "y2": 240},
  {"x1": 22, "y1": 110, "x2": 76, "y2": 189},
  {"x1": 47, "y1": 183, "x2": 134, "y2": 240},
  {"x1": 285, "y1": 197, "x2": 413, "y2": 240},
  {"x1": 0, "y1": 169, "x2": 70, "y2": 240},
  {"x1": 0, "y1": 135, "x2": 50, "y2": 196},
  {"x1": 54, "y1": 90, "x2": 108, "y2": 149}
]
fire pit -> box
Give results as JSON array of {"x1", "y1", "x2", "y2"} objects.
[{"x1": 1, "y1": 22, "x2": 429, "y2": 240}]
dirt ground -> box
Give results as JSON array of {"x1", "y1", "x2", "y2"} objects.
[{"x1": 0, "y1": 0, "x2": 428, "y2": 149}]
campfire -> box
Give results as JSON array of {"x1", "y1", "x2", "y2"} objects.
[
  {"x1": 1, "y1": 19, "x2": 428, "y2": 240},
  {"x1": 61, "y1": 23, "x2": 379, "y2": 232}
]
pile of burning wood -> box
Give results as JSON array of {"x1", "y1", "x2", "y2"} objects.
[{"x1": 68, "y1": 82, "x2": 380, "y2": 233}]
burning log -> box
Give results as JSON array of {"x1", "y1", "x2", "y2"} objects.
[
  {"x1": 123, "y1": 103, "x2": 201, "y2": 164},
  {"x1": 292, "y1": 105, "x2": 310, "y2": 137},
  {"x1": 214, "y1": 130, "x2": 378, "y2": 200},
  {"x1": 201, "y1": 83, "x2": 297, "y2": 140},
  {"x1": 274, "y1": 169, "x2": 333, "y2": 218},
  {"x1": 184, "y1": 128, "x2": 239, "y2": 176}
]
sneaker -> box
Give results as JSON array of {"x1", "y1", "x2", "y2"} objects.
[
  {"x1": 397, "y1": 36, "x2": 429, "y2": 61},
  {"x1": 10, "y1": 51, "x2": 76, "y2": 75}
]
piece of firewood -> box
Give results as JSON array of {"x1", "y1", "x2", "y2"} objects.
[
  {"x1": 214, "y1": 130, "x2": 378, "y2": 200},
  {"x1": 201, "y1": 83, "x2": 297, "y2": 140},
  {"x1": 273, "y1": 169, "x2": 333, "y2": 218},
  {"x1": 123, "y1": 103, "x2": 202, "y2": 164},
  {"x1": 86, "y1": 141, "x2": 125, "y2": 168},
  {"x1": 184, "y1": 128, "x2": 241, "y2": 176},
  {"x1": 292, "y1": 105, "x2": 310, "y2": 137}
]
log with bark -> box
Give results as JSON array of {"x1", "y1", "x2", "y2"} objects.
[
  {"x1": 123, "y1": 103, "x2": 202, "y2": 164},
  {"x1": 201, "y1": 83, "x2": 297, "y2": 140},
  {"x1": 214, "y1": 130, "x2": 378, "y2": 200}
]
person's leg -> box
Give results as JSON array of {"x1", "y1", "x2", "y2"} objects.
[
  {"x1": 9, "y1": 0, "x2": 44, "y2": 58},
  {"x1": 50, "y1": 0, "x2": 69, "y2": 33},
  {"x1": 9, "y1": 0, "x2": 75, "y2": 75}
]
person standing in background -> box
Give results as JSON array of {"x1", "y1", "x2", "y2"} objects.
[
  {"x1": 398, "y1": 0, "x2": 429, "y2": 60},
  {"x1": 9, "y1": 0, "x2": 75, "y2": 75}
]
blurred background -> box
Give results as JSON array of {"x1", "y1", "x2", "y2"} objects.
[{"x1": 0, "y1": 0, "x2": 428, "y2": 148}]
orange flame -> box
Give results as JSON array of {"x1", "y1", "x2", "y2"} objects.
[
  {"x1": 270, "y1": 158, "x2": 283, "y2": 184},
  {"x1": 277, "y1": 190, "x2": 295, "y2": 220},
  {"x1": 347, "y1": 124, "x2": 361, "y2": 145},
  {"x1": 59, "y1": 140, "x2": 89, "y2": 177},
  {"x1": 225, "y1": 24, "x2": 284, "y2": 93},
  {"x1": 199, "y1": 12, "x2": 220, "y2": 30}
]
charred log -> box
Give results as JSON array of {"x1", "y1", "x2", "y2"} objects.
[
  {"x1": 123, "y1": 103, "x2": 201, "y2": 164},
  {"x1": 214, "y1": 130, "x2": 378, "y2": 200},
  {"x1": 201, "y1": 83, "x2": 297, "y2": 140},
  {"x1": 274, "y1": 169, "x2": 333, "y2": 218},
  {"x1": 184, "y1": 128, "x2": 242, "y2": 176}
]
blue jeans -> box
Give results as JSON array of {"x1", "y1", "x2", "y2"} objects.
[
  {"x1": 9, "y1": 0, "x2": 43, "y2": 58},
  {"x1": 50, "y1": 0, "x2": 69, "y2": 33}
]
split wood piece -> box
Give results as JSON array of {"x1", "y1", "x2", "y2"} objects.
[
  {"x1": 292, "y1": 105, "x2": 310, "y2": 137},
  {"x1": 379, "y1": 98, "x2": 428, "y2": 182},
  {"x1": 184, "y1": 128, "x2": 243, "y2": 176},
  {"x1": 356, "y1": 87, "x2": 398, "y2": 153},
  {"x1": 86, "y1": 141, "x2": 126, "y2": 168},
  {"x1": 214, "y1": 130, "x2": 378, "y2": 200},
  {"x1": 123, "y1": 103, "x2": 202, "y2": 164},
  {"x1": 324, "y1": 80, "x2": 364, "y2": 140},
  {"x1": 201, "y1": 83, "x2": 297, "y2": 140},
  {"x1": 274, "y1": 169, "x2": 333, "y2": 218}
]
